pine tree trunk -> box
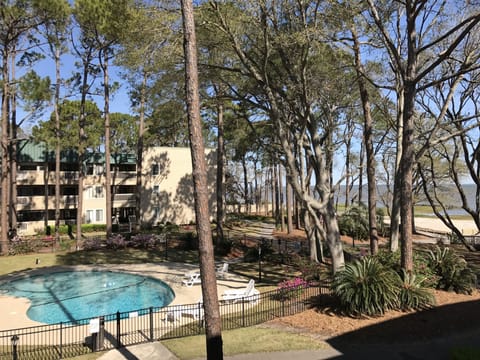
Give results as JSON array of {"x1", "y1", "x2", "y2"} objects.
[
  {"x1": 274, "y1": 163, "x2": 280, "y2": 226},
  {"x1": 103, "y1": 57, "x2": 112, "y2": 238},
  {"x1": 54, "y1": 49, "x2": 61, "y2": 245},
  {"x1": 390, "y1": 86, "x2": 404, "y2": 252},
  {"x1": 242, "y1": 156, "x2": 249, "y2": 214},
  {"x1": 1, "y1": 52, "x2": 10, "y2": 253},
  {"x1": 286, "y1": 181, "x2": 293, "y2": 234},
  {"x1": 216, "y1": 97, "x2": 225, "y2": 243},
  {"x1": 181, "y1": 1, "x2": 223, "y2": 358},
  {"x1": 400, "y1": 86, "x2": 415, "y2": 272},
  {"x1": 279, "y1": 164, "x2": 285, "y2": 232},
  {"x1": 135, "y1": 72, "x2": 147, "y2": 232},
  {"x1": 76, "y1": 56, "x2": 91, "y2": 249},
  {"x1": 9, "y1": 51, "x2": 18, "y2": 233}
]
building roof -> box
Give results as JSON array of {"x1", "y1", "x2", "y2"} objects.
[
  {"x1": 17, "y1": 141, "x2": 137, "y2": 165},
  {"x1": 17, "y1": 141, "x2": 78, "y2": 163}
]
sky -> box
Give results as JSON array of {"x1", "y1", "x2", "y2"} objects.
[{"x1": 20, "y1": 50, "x2": 134, "y2": 135}]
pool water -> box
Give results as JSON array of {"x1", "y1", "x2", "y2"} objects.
[{"x1": 1, "y1": 271, "x2": 175, "y2": 324}]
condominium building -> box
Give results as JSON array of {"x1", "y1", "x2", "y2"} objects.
[{"x1": 12, "y1": 141, "x2": 216, "y2": 235}]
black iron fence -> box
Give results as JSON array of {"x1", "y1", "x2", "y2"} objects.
[{"x1": 0, "y1": 284, "x2": 330, "y2": 360}]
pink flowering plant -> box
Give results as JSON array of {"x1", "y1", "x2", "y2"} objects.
[
  {"x1": 276, "y1": 277, "x2": 309, "y2": 301},
  {"x1": 130, "y1": 233, "x2": 157, "y2": 248},
  {"x1": 106, "y1": 234, "x2": 127, "y2": 249}
]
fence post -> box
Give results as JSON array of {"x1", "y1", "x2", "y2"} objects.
[
  {"x1": 59, "y1": 322, "x2": 63, "y2": 359},
  {"x1": 149, "y1": 308, "x2": 154, "y2": 341},
  {"x1": 165, "y1": 236, "x2": 168, "y2": 261},
  {"x1": 116, "y1": 311, "x2": 121, "y2": 348},
  {"x1": 197, "y1": 302, "x2": 203, "y2": 330},
  {"x1": 242, "y1": 300, "x2": 245, "y2": 328}
]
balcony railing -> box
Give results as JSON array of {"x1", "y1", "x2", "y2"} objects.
[
  {"x1": 113, "y1": 194, "x2": 136, "y2": 201},
  {"x1": 16, "y1": 195, "x2": 78, "y2": 208}
]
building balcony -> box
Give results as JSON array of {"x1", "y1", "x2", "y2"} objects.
[
  {"x1": 16, "y1": 195, "x2": 78, "y2": 210},
  {"x1": 113, "y1": 193, "x2": 136, "y2": 206},
  {"x1": 17, "y1": 171, "x2": 79, "y2": 185}
]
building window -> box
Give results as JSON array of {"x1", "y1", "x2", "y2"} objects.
[
  {"x1": 87, "y1": 164, "x2": 104, "y2": 175},
  {"x1": 153, "y1": 207, "x2": 160, "y2": 220},
  {"x1": 86, "y1": 209, "x2": 104, "y2": 223},
  {"x1": 87, "y1": 186, "x2": 104, "y2": 198},
  {"x1": 96, "y1": 209, "x2": 103, "y2": 222},
  {"x1": 152, "y1": 164, "x2": 159, "y2": 175},
  {"x1": 153, "y1": 185, "x2": 159, "y2": 194},
  {"x1": 85, "y1": 210, "x2": 94, "y2": 224}
]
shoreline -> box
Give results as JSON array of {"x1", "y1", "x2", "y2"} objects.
[{"x1": 384, "y1": 217, "x2": 479, "y2": 236}]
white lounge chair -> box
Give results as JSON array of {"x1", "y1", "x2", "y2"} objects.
[
  {"x1": 221, "y1": 279, "x2": 259, "y2": 303},
  {"x1": 164, "y1": 300, "x2": 204, "y2": 324},
  {"x1": 216, "y1": 263, "x2": 229, "y2": 279},
  {"x1": 181, "y1": 299, "x2": 204, "y2": 321},
  {"x1": 182, "y1": 272, "x2": 201, "y2": 287}
]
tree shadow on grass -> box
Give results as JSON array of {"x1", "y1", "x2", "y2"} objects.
[
  {"x1": 56, "y1": 248, "x2": 200, "y2": 266},
  {"x1": 320, "y1": 297, "x2": 480, "y2": 359}
]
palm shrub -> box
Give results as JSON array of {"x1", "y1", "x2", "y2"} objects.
[
  {"x1": 332, "y1": 257, "x2": 399, "y2": 316},
  {"x1": 427, "y1": 246, "x2": 477, "y2": 294},
  {"x1": 397, "y1": 270, "x2": 435, "y2": 311}
]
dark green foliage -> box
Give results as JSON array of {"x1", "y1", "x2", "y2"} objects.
[
  {"x1": 290, "y1": 253, "x2": 323, "y2": 281},
  {"x1": 243, "y1": 247, "x2": 261, "y2": 262},
  {"x1": 180, "y1": 231, "x2": 198, "y2": 250},
  {"x1": 412, "y1": 250, "x2": 440, "y2": 289},
  {"x1": 375, "y1": 249, "x2": 400, "y2": 270},
  {"x1": 338, "y1": 204, "x2": 369, "y2": 240},
  {"x1": 81, "y1": 224, "x2": 107, "y2": 233},
  {"x1": 375, "y1": 249, "x2": 439, "y2": 289},
  {"x1": 450, "y1": 347, "x2": 480, "y2": 360},
  {"x1": 332, "y1": 257, "x2": 399, "y2": 316},
  {"x1": 376, "y1": 207, "x2": 387, "y2": 236},
  {"x1": 427, "y1": 246, "x2": 477, "y2": 294},
  {"x1": 215, "y1": 239, "x2": 233, "y2": 256},
  {"x1": 157, "y1": 222, "x2": 180, "y2": 233},
  {"x1": 397, "y1": 270, "x2": 435, "y2": 311}
]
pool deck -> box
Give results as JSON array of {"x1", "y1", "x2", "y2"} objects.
[{"x1": 0, "y1": 262, "x2": 252, "y2": 331}]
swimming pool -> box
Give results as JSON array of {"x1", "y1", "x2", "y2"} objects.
[{"x1": 0, "y1": 270, "x2": 175, "y2": 324}]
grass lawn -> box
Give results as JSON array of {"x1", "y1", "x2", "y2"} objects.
[
  {"x1": 162, "y1": 326, "x2": 328, "y2": 359},
  {"x1": 57, "y1": 327, "x2": 328, "y2": 360},
  {"x1": 0, "y1": 247, "x2": 201, "y2": 276}
]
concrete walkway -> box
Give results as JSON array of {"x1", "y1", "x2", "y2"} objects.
[{"x1": 97, "y1": 344, "x2": 343, "y2": 360}]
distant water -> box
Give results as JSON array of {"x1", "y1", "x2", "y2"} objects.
[{"x1": 335, "y1": 183, "x2": 477, "y2": 215}]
